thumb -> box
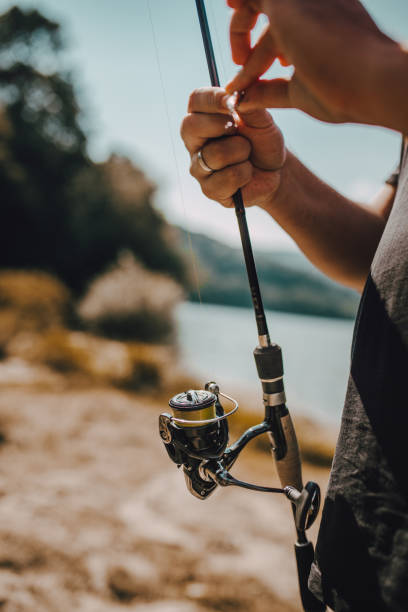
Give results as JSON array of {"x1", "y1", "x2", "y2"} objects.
[
  {"x1": 237, "y1": 108, "x2": 286, "y2": 171},
  {"x1": 238, "y1": 78, "x2": 292, "y2": 111}
]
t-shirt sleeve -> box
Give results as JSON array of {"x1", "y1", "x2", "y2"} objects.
[
  {"x1": 385, "y1": 136, "x2": 406, "y2": 187},
  {"x1": 385, "y1": 168, "x2": 400, "y2": 187}
]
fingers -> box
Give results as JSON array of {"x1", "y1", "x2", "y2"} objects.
[
  {"x1": 235, "y1": 108, "x2": 286, "y2": 171},
  {"x1": 182, "y1": 85, "x2": 254, "y2": 207},
  {"x1": 229, "y1": 4, "x2": 259, "y2": 64},
  {"x1": 180, "y1": 112, "x2": 236, "y2": 154},
  {"x1": 227, "y1": 1, "x2": 262, "y2": 12},
  {"x1": 238, "y1": 78, "x2": 292, "y2": 110},
  {"x1": 227, "y1": 27, "x2": 278, "y2": 93},
  {"x1": 190, "y1": 135, "x2": 251, "y2": 178},
  {"x1": 187, "y1": 87, "x2": 230, "y2": 115},
  {"x1": 226, "y1": 1, "x2": 246, "y2": 7},
  {"x1": 199, "y1": 161, "x2": 253, "y2": 207},
  {"x1": 182, "y1": 87, "x2": 245, "y2": 153},
  {"x1": 181, "y1": 80, "x2": 287, "y2": 209}
]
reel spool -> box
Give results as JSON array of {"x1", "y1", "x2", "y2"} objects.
[
  {"x1": 159, "y1": 383, "x2": 239, "y2": 499},
  {"x1": 169, "y1": 389, "x2": 218, "y2": 426},
  {"x1": 159, "y1": 383, "x2": 238, "y2": 464}
]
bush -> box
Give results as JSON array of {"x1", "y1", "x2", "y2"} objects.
[
  {"x1": 0, "y1": 267, "x2": 173, "y2": 390},
  {"x1": 0, "y1": 270, "x2": 71, "y2": 321},
  {"x1": 7, "y1": 329, "x2": 167, "y2": 390},
  {"x1": 77, "y1": 252, "x2": 183, "y2": 344},
  {"x1": 0, "y1": 270, "x2": 73, "y2": 353}
]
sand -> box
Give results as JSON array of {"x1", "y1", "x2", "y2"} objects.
[{"x1": 0, "y1": 382, "x2": 329, "y2": 611}]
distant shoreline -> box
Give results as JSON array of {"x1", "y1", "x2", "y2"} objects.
[
  {"x1": 180, "y1": 227, "x2": 359, "y2": 320},
  {"x1": 187, "y1": 295, "x2": 356, "y2": 320}
]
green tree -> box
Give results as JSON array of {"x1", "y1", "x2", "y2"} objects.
[{"x1": 0, "y1": 6, "x2": 186, "y2": 293}]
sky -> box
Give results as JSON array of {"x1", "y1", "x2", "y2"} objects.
[{"x1": 2, "y1": 0, "x2": 408, "y2": 252}]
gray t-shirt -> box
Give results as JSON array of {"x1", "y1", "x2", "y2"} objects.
[{"x1": 309, "y1": 137, "x2": 408, "y2": 611}]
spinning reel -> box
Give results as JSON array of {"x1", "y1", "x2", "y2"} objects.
[
  {"x1": 159, "y1": 343, "x2": 324, "y2": 612},
  {"x1": 159, "y1": 363, "x2": 320, "y2": 534}
]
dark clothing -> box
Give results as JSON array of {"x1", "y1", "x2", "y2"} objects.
[{"x1": 309, "y1": 137, "x2": 408, "y2": 612}]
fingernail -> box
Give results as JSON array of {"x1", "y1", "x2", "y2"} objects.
[
  {"x1": 221, "y1": 94, "x2": 230, "y2": 109},
  {"x1": 221, "y1": 94, "x2": 238, "y2": 129}
]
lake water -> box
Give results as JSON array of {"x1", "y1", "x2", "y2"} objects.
[{"x1": 175, "y1": 302, "x2": 355, "y2": 425}]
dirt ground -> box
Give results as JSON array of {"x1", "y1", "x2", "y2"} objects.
[{"x1": 0, "y1": 370, "x2": 330, "y2": 611}]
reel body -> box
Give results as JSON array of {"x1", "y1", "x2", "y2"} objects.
[
  {"x1": 159, "y1": 381, "x2": 320, "y2": 532},
  {"x1": 159, "y1": 384, "x2": 231, "y2": 499}
]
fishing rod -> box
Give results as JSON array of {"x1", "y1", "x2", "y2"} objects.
[{"x1": 159, "y1": 2, "x2": 325, "y2": 610}]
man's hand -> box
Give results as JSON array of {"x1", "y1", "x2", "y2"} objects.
[
  {"x1": 226, "y1": 0, "x2": 408, "y2": 132},
  {"x1": 180, "y1": 87, "x2": 285, "y2": 208}
]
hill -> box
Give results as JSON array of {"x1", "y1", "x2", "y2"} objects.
[{"x1": 180, "y1": 229, "x2": 359, "y2": 319}]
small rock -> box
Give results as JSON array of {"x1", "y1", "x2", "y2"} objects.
[{"x1": 107, "y1": 555, "x2": 158, "y2": 601}]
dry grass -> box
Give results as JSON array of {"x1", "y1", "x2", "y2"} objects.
[
  {"x1": 7, "y1": 329, "x2": 170, "y2": 391},
  {"x1": 0, "y1": 270, "x2": 72, "y2": 352},
  {"x1": 0, "y1": 268, "x2": 181, "y2": 392},
  {"x1": 0, "y1": 386, "x2": 309, "y2": 611}
]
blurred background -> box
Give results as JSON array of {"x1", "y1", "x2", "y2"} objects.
[{"x1": 0, "y1": 1, "x2": 406, "y2": 611}]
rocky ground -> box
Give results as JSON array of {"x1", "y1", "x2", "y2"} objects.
[{"x1": 0, "y1": 369, "x2": 330, "y2": 611}]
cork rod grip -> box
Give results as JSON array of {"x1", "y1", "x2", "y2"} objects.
[{"x1": 273, "y1": 412, "x2": 303, "y2": 491}]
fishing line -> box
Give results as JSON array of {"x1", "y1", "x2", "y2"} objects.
[
  {"x1": 146, "y1": 0, "x2": 202, "y2": 304},
  {"x1": 207, "y1": 0, "x2": 228, "y2": 86},
  {"x1": 158, "y1": 6, "x2": 325, "y2": 610}
]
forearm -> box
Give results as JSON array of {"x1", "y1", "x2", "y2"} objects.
[
  {"x1": 361, "y1": 40, "x2": 408, "y2": 133},
  {"x1": 261, "y1": 152, "x2": 387, "y2": 292}
]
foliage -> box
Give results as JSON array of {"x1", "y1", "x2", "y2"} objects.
[
  {"x1": 0, "y1": 6, "x2": 186, "y2": 295},
  {"x1": 77, "y1": 252, "x2": 184, "y2": 344},
  {"x1": 6, "y1": 327, "x2": 167, "y2": 391}
]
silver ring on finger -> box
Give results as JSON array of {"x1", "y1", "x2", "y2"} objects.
[{"x1": 197, "y1": 149, "x2": 214, "y2": 174}]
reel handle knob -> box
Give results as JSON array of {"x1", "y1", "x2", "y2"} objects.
[{"x1": 285, "y1": 481, "x2": 321, "y2": 531}]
